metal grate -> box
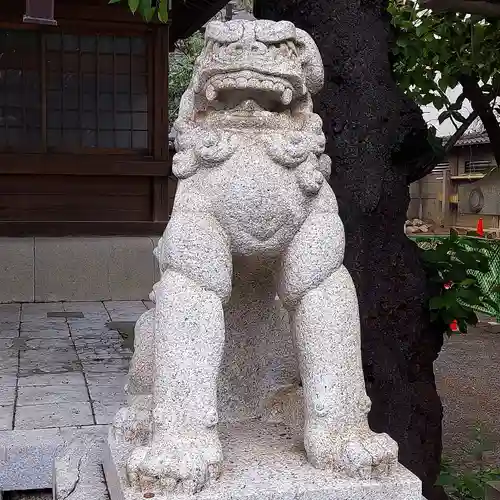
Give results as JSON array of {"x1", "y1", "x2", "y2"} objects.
[
  {"x1": 0, "y1": 30, "x2": 42, "y2": 151},
  {"x1": 45, "y1": 33, "x2": 149, "y2": 152}
]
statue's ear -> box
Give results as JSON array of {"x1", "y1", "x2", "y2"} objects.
[{"x1": 296, "y1": 28, "x2": 324, "y2": 95}]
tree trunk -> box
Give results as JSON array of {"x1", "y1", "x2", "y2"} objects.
[
  {"x1": 254, "y1": 1, "x2": 446, "y2": 499},
  {"x1": 459, "y1": 74, "x2": 500, "y2": 169}
]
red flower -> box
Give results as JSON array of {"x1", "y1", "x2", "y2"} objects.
[
  {"x1": 444, "y1": 281, "x2": 453, "y2": 289},
  {"x1": 450, "y1": 320, "x2": 459, "y2": 332}
]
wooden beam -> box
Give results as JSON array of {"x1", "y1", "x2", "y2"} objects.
[
  {"x1": 24, "y1": 0, "x2": 57, "y2": 25},
  {"x1": 0, "y1": 154, "x2": 171, "y2": 176},
  {"x1": 422, "y1": 0, "x2": 500, "y2": 17}
]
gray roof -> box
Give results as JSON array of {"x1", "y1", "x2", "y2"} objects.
[{"x1": 454, "y1": 132, "x2": 490, "y2": 147}]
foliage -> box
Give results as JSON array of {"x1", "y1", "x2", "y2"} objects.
[
  {"x1": 388, "y1": 0, "x2": 500, "y2": 128},
  {"x1": 168, "y1": 32, "x2": 204, "y2": 125},
  {"x1": 437, "y1": 425, "x2": 500, "y2": 500},
  {"x1": 418, "y1": 229, "x2": 498, "y2": 334},
  {"x1": 109, "y1": 0, "x2": 169, "y2": 22}
]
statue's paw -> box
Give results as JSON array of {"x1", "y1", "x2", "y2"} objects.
[
  {"x1": 338, "y1": 432, "x2": 398, "y2": 479},
  {"x1": 112, "y1": 405, "x2": 152, "y2": 446},
  {"x1": 306, "y1": 425, "x2": 398, "y2": 479},
  {"x1": 126, "y1": 434, "x2": 223, "y2": 495}
]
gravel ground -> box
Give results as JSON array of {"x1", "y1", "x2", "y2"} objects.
[{"x1": 435, "y1": 322, "x2": 500, "y2": 469}]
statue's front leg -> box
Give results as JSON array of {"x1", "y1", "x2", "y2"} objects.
[
  {"x1": 279, "y1": 207, "x2": 398, "y2": 479},
  {"x1": 126, "y1": 212, "x2": 232, "y2": 495}
]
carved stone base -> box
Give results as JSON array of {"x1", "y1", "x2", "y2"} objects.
[{"x1": 104, "y1": 420, "x2": 422, "y2": 500}]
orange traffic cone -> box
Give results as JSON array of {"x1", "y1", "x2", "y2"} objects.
[{"x1": 477, "y1": 218, "x2": 484, "y2": 237}]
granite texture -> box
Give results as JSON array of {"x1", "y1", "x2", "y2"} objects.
[
  {"x1": 53, "y1": 432, "x2": 109, "y2": 500},
  {"x1": 106, "y1": 421, "x2": 421, "y2": 500},
  {"x1": 110, "y1": 19, "x2": 403, "y2": 497},
  {"x1": 254, "y1": 3, "x2": 445, "y2": 500}
]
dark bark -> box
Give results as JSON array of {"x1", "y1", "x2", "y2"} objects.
[
  {"x1": 460, "y1": 75, "x2": 500, "y2": 168},
  {"x1": 255, "y1": 1, "x2": 446, "y2": 499}
]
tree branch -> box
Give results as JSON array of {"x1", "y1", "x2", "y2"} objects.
[
  {"x1": 422, "y1": 0, "x2": 500, "y2": 18},
  {"x1": 459, "y1": 74, "x2": 500, "y2": 168}
]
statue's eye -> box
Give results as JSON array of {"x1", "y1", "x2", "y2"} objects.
[{"x1": 269, "y1": 41, "x2": 298, "y2": 58}]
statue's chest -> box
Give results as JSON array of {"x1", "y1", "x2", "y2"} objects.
[{"x1": 198, "y1": 149, "x2": 312, "y2": 246}]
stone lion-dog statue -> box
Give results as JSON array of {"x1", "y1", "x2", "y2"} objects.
[{"x1": 110, "y1": 19, "x2": 398, "y2": 496}]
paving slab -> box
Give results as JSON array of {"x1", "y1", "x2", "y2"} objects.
[
  {"x1": 0, "y1": 387, "x2": 16, "y2": 407},
  {"x1": 21, "y1": 338, "x2": 75, "y2": 350},
  {"x1": 0, "y1": 375, "x2": 17, "y2": 388},
  {"x1": 18, "y1": 372, "x2": 86, "y2": 388},
  {"x1": 18, "y1": 361, "x2": 82, "y2": 377},
  {"x1": 81, "y1": 359, "x2": 129, "y2": 373},
  {"x1": 86, "y1": 372, "x2": 127, "y2": 387},
  {"x1": 15, "y1": 402, "x2": 94, "y2": 430},
  {"x1": 88, "y1": 384, "x2": 126, "y2": 403},
  {"x1": 0, "y1": 330, "x2": 19, "y2": 339},
  {"x1": 0, "y1": 406, "x2": 13, "y2": 431},
  {"x1": 0, "y1": 304, "x2": 21, "y2": 319},
  {"x1": 93, "y1": 401, "x2": 125, "y2": 425},
  {"x1": 20, "y1": 330, "x2": 70, "y2": 339},
  {"x1": 17, "y1": 385, "x2": 89, "y2": 406},
  {"x1": 53, "y1": 429, "x2": 109, "y2": 500},
  {"x1": 0, "y1": 425, "x2": 107, "y2": 492},
  {"x1": 20, "y1": 348, "x2": 78, "y2": 362}
]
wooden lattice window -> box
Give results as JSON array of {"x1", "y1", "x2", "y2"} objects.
[
  {"x1": 0, "y1": 28, "x2": 151, "y2": 154},
  {"x1": 0, "y1": 30, "x2": 41, "y2": 151}
]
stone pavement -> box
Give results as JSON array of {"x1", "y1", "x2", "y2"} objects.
[
  {"x1": 0, "y1": 300, "x2": 152, "y2": 494},
  {"x1": 0, "y1": 301, "x2": 152, "y2": 432}
]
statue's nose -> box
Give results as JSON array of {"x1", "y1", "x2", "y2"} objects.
[{"x1": 226, "y1": 40, "x2": 267, "y2": 55}]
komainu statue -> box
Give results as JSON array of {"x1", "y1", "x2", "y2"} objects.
[{"x1": 110, "y1": 19, "x2": 398, "y2": 497}]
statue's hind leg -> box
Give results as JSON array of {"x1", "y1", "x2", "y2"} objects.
[
  {"x1": 112, "y1": 307, "x2": 155, "y2": 446},
  {"x1": 279, "y1": 206, "x2": 398, "y2": 479},
  {"x1": 126, "y1": 212, "x2": 232, "y2": 495}
]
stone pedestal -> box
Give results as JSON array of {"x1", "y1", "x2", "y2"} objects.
[{"x1": 104, "y1": 420, "x2": 421, "y2": 500}]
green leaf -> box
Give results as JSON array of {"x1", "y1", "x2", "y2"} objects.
[
  {"x1": 462, "y1": 473, "x2": 485, "y2": 499},
  {"x1": 438, "y1": 110, "x2": 451, "y2": 124},
  {"x1": 157, "y1": 0, "x2": 169, "y2": 22},
  {"x1": 108, "y1": 0, "x2": 121, "y2": 3},
  {"x1": 457, "y1": 288, "x2": 482, "y2": 304},
  {"x1": 128, "y1": 0, "x2": 140, "y2": 13},
  {"x1": 460, "y1": 278, "x2": 477, "y2": 287},
  {"x1": 430, "y1": 296, "x2": 446, "y2": 310}
]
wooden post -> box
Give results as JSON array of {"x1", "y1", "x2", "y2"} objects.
[
  {"x1": 23, "y1": 0, "x2": 57, "y2": 25},
  {"x1": 440, "y1": 169, "x2": 450, "y2": 228},
  {"x1": 418, "y1": 179, "x2": 424, "y2": 220}
]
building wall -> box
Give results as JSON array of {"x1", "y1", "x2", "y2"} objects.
[{"x1": 409, "y1": 141, "x2": 498, "y2": 230}]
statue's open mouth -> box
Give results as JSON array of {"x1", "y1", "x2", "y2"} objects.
[
  {"x1": 204, "y1": 70, "x2": 295, "y2": 107},
  {"x1": 197, "y1": 69, "x2": 303, "y2": 129}
]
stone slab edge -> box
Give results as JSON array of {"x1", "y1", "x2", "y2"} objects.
[{"x1": 0, "y1": 426, "x2": 108, "y2": 492}]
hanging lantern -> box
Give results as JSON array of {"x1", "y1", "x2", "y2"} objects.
[{"x1": 23, "y1": 0, "x2": 57, "y2": 26}]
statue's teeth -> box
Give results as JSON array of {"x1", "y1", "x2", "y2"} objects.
[
  {"x1": 281, "y1": 88, "x2": 293, "y2": 105},
  {"x1": 236, "y1": 77, "x2": 247, "y2": 89},
  {"x1": 262, "y1": 81, "x2": 273, "y2": 91},
  {"x1": 206, "y1": 84, "x2": 217, "y2": 101}
]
